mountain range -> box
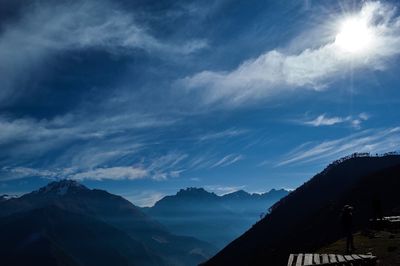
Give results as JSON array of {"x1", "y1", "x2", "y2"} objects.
[
  {"x1": 0, "y1": 179, "x2": 286, "y2": 266},
  {"x1": 144, "y1": 188, "x2": 289, "y2": 248},
  {"x1": 204, "y1": 154, "x2": 400, "y2": 265},
  {"x1": 0, "y1": 180, "x2": 216, "y2": 266},
  {"x1": 2, "y1": 154, "x2": 398, "y2": 266}
]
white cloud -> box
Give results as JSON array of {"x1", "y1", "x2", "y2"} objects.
[
  {"x1": 71, "y1": 166, "x2": 148, "y2": 181},
  {"x1": 181, "y1": 2, "x2": 400, "y2": 106},
  {"x1": 278, "y1": 127, "x2": 400, "y2": 166},
  {"x1": 301, "y1": 113, "x2": 369, "y2": 128},
  {"x1": 304, "y1": 115, "x2": 344, "y2": 126}
]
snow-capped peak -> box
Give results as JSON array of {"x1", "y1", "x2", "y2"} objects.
[{"x1": 35, "y1": 180, "x2": 87, "y2": 196}]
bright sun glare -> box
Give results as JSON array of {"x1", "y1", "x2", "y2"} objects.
[{"x1": 335, "y1": 17, "x2": 374, "y2": 54}]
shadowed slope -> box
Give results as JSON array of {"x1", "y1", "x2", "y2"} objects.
[
  {"x1": 204, "y1": 155, "x2": 400, "y2": 266},
  {"x1": 0, "y1": 205, "x2": 159, "y2": 266}
]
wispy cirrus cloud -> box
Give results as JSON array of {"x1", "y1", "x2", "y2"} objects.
[
  {"x1": 1, "y1": 167, "x2": 63, "y2": 181},
  {"x1": 0, "y1": 113, "x2": 176, "y2": 165},
  {"x1": 180, "y1": 2, "x2": 400, "y2": 106},
  {"x1": 278, "y1": 127, "x2": 400, "y2": 166},
  {"x1": 198, "y1": 128, "x2": 248, "y2": 141},
  {"x1": 0, "y1": 0, "x2": 207, "y2": 103},
  {"x1": 211, "y1": 154, "x2": 244, "y2": 168},
  {"x1": 188, "y1": 155, "x2": 214, "y2": 169},
  {"x1": 7, "y1": 1, "x2": 207, "y2": 54},
  {"x1": 0, "y1": 111, "x2": 184, "y2": 181},
  {"x1": 0, "y1": 111, "x2": 249, "y2": 181},
  {"x1": 0, "y1": 152, "x2": 188, "y2": 182},
  {"x1": 1, "y1": 164, "x2": 167, "y2": 183}
]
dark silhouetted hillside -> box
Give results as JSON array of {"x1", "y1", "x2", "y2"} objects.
[
  {"x1": 0, "y1": 180, "x2": 216, "y2": 266},
  {"x1": 0, "y1": 194, "x2": 16, "y2": 202},
  {"x1": 0, "y1": 205, "x2": 161, "y2": 266},
  {"x1": 203, "y1": 154, "x2": 400, "y2": 266},
  {"x1": 145, "y1": 187, "x2": 288, "y2": 248}
]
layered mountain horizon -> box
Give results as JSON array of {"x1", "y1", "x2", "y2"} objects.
[
  {"x1": 0, "y1": 181, "x2": 288, "y2": 206},
  {"x1": 0, "y1": 179, "x2": 217, "y2": 266},
  {"x1": 144, "y1": 187, "x2": 289, "y2": 248},
  {"x1": 0, "y1": 179, "x2": 288, "y2": 265}
]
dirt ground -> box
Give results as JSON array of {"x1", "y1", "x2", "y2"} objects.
[{"x1": 317, "y1": 230, "x2": 400, "y2": 265}]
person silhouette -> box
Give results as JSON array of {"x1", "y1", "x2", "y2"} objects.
[
  {"x1": 341, "y1": 205, "x2": 355, "y2": 253},
  {"x1": 372, "y1": 197, "x2": 383, "y2": 221}
]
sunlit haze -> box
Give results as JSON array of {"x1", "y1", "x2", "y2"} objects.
[{"x1": 335, "y1": 17, "x2": 374, "y2": 54}]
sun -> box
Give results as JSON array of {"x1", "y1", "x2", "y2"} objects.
[{"x1": 334, "y1": 17, "x2": 374, "y2": 54}]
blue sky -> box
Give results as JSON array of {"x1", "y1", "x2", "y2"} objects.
[{"x1": 1, "y1": 0, "x2": 400, "y2": 206}]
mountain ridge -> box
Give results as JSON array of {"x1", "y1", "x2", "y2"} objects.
[
  {"x1": 152, "y1": 187, "x2": 289, "y2": 206},
  {"x1": 145, "y1": 186, "x2": 289, "y2": 248}
]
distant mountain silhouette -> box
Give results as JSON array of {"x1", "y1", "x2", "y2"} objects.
[
  {"x1": 203, "y1": 154, "x2": 400, "y2": 266},
  {"x1": 221, "y1": 188, "x2": 289, "y2": 215},
  {"x1": 0, "y1": 180, "x2": 216, "y2": 266},
  {"x1": 145, "y1": 187, "x2": 289, "y2": 248}
]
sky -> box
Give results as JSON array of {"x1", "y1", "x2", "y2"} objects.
[{"x1": 0, "y1": 0, "x2": 400, "y2": 206}]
